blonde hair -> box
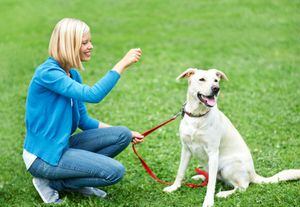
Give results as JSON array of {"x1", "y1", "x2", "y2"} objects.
[{"x1": 48, "y1": 18, "x2": 90, "y2": 70}]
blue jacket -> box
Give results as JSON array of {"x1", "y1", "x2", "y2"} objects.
[{"x1": 24, "y1": 57, "x2": 120, "y2": 166}]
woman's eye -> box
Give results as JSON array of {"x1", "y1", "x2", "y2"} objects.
[{"x1": 199, "y1": 78, "x2": 205, "y2": 81}]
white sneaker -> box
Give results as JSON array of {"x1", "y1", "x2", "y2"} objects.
[
  {"x1": 68, "y1": 187, "x2": 107, "y2": 198},
  {"x1": 32, "y1": 177, "x2": 62, "y2": 204}
]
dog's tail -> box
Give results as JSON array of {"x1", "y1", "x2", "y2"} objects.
[{"x1": 252, "y1": 169, "x2": 300, "y2": 184}]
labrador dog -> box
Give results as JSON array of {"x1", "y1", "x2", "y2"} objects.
[{"x1": 163, "y1": 68, "x2": 300, "y2": 207}]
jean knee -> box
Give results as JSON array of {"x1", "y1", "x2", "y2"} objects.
[
  {"x1": 117, "y1": 126, "x2": 132, "y2": 146},
  {"x1": 107, "y1": 162, "x2": 126, "y2": 184}
]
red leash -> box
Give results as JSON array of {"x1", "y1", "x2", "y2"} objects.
[{"x1": 132, "y1": 112, "x2": 208, "y2": 188}]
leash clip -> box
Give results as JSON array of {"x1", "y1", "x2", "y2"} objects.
[{"x1": 173, "y1": 110, "x2": 182, "y2": 119}]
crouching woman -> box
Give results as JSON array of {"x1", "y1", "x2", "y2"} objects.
[{"x1": 23, "y1": 18, "x2": 143, "y2": 203}]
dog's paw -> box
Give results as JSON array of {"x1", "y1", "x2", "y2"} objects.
[
  {"x1": 216, "y1": 191, "x2": 230, "y2": 198},
  {"x1": 163, "y1": 185, "x2": 179, "y2": 193},
  {"x1": 191, "y1": 174, "x2": 206, "y2": 181}
]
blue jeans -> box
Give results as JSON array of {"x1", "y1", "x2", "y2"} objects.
[{"x1": 28, "y1": 126, "x2": 132, "y2": 191}]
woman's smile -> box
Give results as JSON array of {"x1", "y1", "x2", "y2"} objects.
[{"x1": 80, "y1": 33, "x2": 93, "y2": 61}]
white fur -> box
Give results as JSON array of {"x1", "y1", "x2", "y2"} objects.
[{"x1": 163, "y1": 68, "x2": 300, "y2": 207}]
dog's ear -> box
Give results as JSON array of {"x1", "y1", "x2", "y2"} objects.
[
  {"x1": 210, "y1": 69, "x2": 228, "y2": 81},
  {"x1": 176, "y1": 68, "x2": 197, "y2": 80}
]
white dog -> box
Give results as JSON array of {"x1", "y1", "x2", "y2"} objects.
[{"x1": 163, "y1": 68, "x2": 300, "y2": 207}]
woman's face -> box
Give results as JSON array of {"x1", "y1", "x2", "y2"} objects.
[{"x1": 80, "y1": 33, "x2": 93, "y2": 62}]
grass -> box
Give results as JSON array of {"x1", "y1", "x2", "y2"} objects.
[{"x1": 0, "y1": 0, "x2": 299, "y2": 206}]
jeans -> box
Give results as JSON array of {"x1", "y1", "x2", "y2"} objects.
[{"x1": 28, "y1": 126, "x2": 132, "y2": 191}]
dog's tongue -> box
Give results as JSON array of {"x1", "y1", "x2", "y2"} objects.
[{"x1": 204, "y1": 96, "x2": 216, "y2": 106}]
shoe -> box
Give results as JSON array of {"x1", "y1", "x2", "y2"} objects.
[
  {"x1": 32, "y1": 177, "x2": 62, "y2": 204},
  {"x1": 67, "y1": 187, "x2": 107, "y2": 198}
]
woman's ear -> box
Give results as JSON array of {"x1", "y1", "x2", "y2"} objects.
[{"x1": 176, "y1": 68, "x2": 197, "y2": 80}]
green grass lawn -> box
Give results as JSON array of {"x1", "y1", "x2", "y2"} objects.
[{"x1": 0, "y1": 0, "x2": 299, "y2": 206}]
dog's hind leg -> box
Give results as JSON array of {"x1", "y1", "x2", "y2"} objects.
[
  {"x1": 191, "y1": 174, "x2": 206, "y2": 181},
  {"x1": 191, "y1": 165, "x2": 208, "y2": 181},
  {"x1": 216, "y1": 164, "x2": 250, "y2": 198},
  {"x1": 216, "y1": 186, "x2": 238, "y2": 198},
  {"x1": 216, "y1": 178, "x2": 249, "y2": 198}
]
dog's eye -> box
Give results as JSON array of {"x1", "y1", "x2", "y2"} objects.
[
  {"x1": 199, "y1": 78, "x2": 205, "y2": 81},
  {"x1": 214, "y1": 79, "x2": 218, "y2": 82}
]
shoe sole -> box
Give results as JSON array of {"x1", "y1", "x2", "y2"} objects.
[{"x1": 32, "y1": 178, "x2": 50, "y2": 203}]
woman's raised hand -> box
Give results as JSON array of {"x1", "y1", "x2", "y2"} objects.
[{"x1": 113, "y1": 48, "x2": 142, "y2": 74}]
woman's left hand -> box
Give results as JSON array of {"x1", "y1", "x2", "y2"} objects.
[{"x1": 131, "y1": 131, "x2": 144, "y2": 144}]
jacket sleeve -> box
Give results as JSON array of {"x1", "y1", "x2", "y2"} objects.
[
  {"x1": 78, "y1": 101, "x2": 99, "y2": 130},
  {"x1": 37, "y1": 66, "x2": 120, "y2": 103}
]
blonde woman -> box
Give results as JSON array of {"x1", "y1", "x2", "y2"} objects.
[{"x1": 23, "y1": 18, "x2": 143, "y2": 204}]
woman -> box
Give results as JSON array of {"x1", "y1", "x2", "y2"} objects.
[{"x1": 23, "y1": 18, "x2": 144, "y2": 204}]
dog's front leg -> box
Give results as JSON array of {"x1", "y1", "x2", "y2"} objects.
[
  {"x1": 163, "y1": 144, "x2": 191, "y2": 193},
  {"x1": 202, "y1": 150, "x2": 219, "y2": 207}
]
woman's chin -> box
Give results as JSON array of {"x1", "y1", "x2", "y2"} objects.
[{"x1": 81, "y1": 56, "x2": 91, "y2": 62}]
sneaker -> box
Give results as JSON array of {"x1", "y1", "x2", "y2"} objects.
[
  {"x1": 32, "y1": 177, "x2": 62, "y2": 204},
  {"x1": 67, "y1": 187, "x2": 107, "y2": 198}
]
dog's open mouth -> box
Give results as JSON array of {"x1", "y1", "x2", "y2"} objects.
[{"x1": 197, "y1": 93, "x2": 216, "y2": 107}]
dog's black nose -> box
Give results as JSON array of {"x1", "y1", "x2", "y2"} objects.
[{"x1": 212, "y1": 86, "x2": 220, "y2": 95}]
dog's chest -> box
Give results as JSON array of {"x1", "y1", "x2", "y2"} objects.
[{"x1": 179, "y1": 118, "x2": 213, "y2": 161}]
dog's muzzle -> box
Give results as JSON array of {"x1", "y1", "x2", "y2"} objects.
[{"x1": 197, "y1": 92, "x2": 217, "y2": 107}]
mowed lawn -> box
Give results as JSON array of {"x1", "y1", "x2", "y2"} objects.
[{"x1": 0, "y1": 0, "x2": 299, "y2": 206}]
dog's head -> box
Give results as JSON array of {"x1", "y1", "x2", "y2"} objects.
[{"x1": 177, "y1": 68, "x2": 228, "y2": 108}]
